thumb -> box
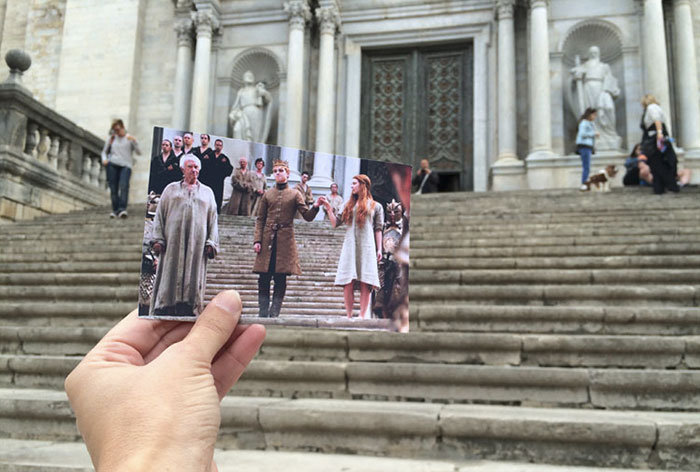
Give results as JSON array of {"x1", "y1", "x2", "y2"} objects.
[{"x1": 182, "y1": 290, "x2": 242, "y2": 363}]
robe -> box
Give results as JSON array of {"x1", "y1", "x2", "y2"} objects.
[{"x1": 149, "y1": 180, "x2": 219, "y2": 318}]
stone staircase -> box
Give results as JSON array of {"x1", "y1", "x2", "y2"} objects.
[{"x1": 0, "y1": 187, "x2": 699, "y2": 470}]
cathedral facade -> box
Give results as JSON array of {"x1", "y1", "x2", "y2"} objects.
[{"x1": 1, "y1": 0, "x2": 699, "y2": 200}]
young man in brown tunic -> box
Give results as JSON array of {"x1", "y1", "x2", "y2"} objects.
[{"x1": 253, "y1": 160, "x2": 324, "y2": 317}]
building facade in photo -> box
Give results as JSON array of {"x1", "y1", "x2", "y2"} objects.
[{"x1": 1, "y1": 0, "x2": 699, "y2": 202}]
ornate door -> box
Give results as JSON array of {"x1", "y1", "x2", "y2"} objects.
[{"x1": 360, "y1": 44, "x2": 473, "y2": 191}]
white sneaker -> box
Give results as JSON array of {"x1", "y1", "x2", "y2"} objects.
[
  {"x1": 118, "y1": 210, "x2": 128, "y2": 219},
  {"x1": 579, "y1": 184, "x2": 588, "y2": 191},
  {"x1": 109, "y1": 212, "x2": 117, "y2": 219}
]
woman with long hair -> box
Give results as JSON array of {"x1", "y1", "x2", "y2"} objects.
[
  {"x1": 576, "y1": 107, "x2": 598, "y2": 191},
  {"x1": 323, "y1": 175, "x2": 384, "y2": 319}
]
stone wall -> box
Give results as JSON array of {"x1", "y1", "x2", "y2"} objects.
[{"x1": 23, "y1": 0, "x2": 68, "y2": 108}]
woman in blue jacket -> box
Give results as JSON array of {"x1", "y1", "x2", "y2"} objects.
[{"x1": 576, "y1": 107, "x2": 598, "y2": 191}]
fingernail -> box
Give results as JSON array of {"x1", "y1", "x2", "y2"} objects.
[{"x1": 212, "y1": 290, "x2": 242, "y2": 315}]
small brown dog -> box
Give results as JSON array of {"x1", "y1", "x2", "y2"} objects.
[{"x1": 582, "y1": 165, "x2": 618, "y2": 192}]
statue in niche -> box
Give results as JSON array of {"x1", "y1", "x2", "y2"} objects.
[
  {"x1": 570, "y1": 46, "x2": 622, "y2": 150},
  {"x1": 229, "y1": 71, "x2": 273, "y2": 143}
]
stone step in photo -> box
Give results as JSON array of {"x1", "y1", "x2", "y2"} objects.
[{"x1": 0, "y1": 389, "x2": 697, "y2": 470}]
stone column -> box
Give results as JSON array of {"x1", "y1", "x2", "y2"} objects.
[
  {"x1": 189, "y1": 10, "x2": 219, "y2": 132},
  {"x1": 283, "y1": 0, "x2": 311, "y2": 149},
  {"x1": 173, "y1": 19, "x2": 194, "y2": 131},
  {"x1": 492, "y1": 0, "x2": 525, "y2": 190},
  {"x1": 496, "y1": 0, "x2": 517, "y2": 162},
  {"x1": 526, "y1": 0, "x2": 553, "y2": 159},
  {"x1": 673, "y1": 0, "x2": 700, "y2": 155},
  {"x1": 311, "y1": 4, "x2": 340, "y2": 187},
  {"x1": 642, "y1": 0, "x2": 672, "y2": 131}
]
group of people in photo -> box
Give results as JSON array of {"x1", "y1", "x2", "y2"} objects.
[{"x1": 139, "y1": 131, "x2": 409, "y2": 331}]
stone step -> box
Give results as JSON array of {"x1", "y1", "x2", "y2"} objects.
[
  {"x1": 2, "y1": 355, "x2": 698, "y2": 411},
  {"x1": 409, "y1": 212, "x2": 700, "y2": 227},
  {"x1": 411, "y1": 234, "x2": 700, "y2": 249},
  {"x1": 410, "y1": 284, "x2": 700, "y2": 307},
  {"x1": 414, "y1": 305, "x2": 700, "y2": 335},
  {"x1": 412, "y1": 255, "x2": 700, "y2": 270},
  {"x1": 411, "y1": 268, "x2": 700, "y2": 285},
  {"x1": 411, "y1": 242, "x2": 700, "y2": 258},
  {"x1": 412, "y1": 223, "x2": 700, "y2": 239},
  {"x1": 0, "y1": 389, "x2": 697, "y2": 469},
  {"x1": 0, "y1": 440, "x2": 681, "y2": 472},
  {"x1": 2, "y1": 326, "x2": 697, "y2": 369}
]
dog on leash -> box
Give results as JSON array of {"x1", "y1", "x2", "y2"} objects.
[{"x1": 581, "y1": 165, "x2": 618, "y2": 192}]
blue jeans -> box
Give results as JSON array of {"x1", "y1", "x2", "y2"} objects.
[
  {"x1": 106, "y1": 163, "x2": 131, "y2": 213},
  {"x1": 579, "y1": 146, "x2": 592, "y2": 184}
]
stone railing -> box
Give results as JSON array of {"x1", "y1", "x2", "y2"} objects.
[{"x1": 0, "y1": 49, "x2": 107, "y2": 222}]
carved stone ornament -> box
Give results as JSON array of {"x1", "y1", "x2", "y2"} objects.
[
  {"x1": 316, "y1": 6, "x2": 340, "y2": 35},
  {"x1": 284, "y1": 0, "x2": 311, "y2": 30},
  {"x1": 496, "y1": 0, "x2": 515, "y2": 20},
  {"x1": 191, "y1": 10, "x2": 220, "y2": 37},
  {"x1": 174, "y1": 19, "x2": 193, "y2": 47}
]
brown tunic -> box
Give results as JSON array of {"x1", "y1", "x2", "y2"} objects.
[{"x1": 253, "y1": 183, "x2": 320, "y2": 275}]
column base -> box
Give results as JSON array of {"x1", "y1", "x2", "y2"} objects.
[
  {"x1": 308, "y1": 175, "x2": 334, "y2": 189},
  {"x1": 681, "y1": 147, "x2": 700, "y2": 184},
  {"x1": 491, "y1": 157, "x2": 526, "y2": 191}
]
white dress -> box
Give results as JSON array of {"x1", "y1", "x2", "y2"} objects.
[{"x1": 334, "y1": 201, "x2": 384, "y2": 289}]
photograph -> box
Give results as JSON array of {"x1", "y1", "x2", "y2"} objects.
[{"x1": 138, "y1": 127, "x2": 412, "y2": 332}]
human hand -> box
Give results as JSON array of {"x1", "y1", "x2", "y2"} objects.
[
  {"x1": 254, "y1": 242, "x2": 261, "y2": 253},
  {"x1": 65, "y1": 290, "x2": 266, "y2": 472},
  {"x1": 377, "y1": 249, "x2": 383, "y2": 262},
  {"x1": 127, "y1": 134, "x2": 136, "y2": 142},
  {"x1": 206, "y1": 245, "x2": 215, "y2": 259},
  {"x1": 152, "y1": 242, "x2": 163, "y2": 255}
]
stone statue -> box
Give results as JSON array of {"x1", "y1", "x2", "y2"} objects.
[
  {"x1": 229, "y1": 71, "x2": 273, "y2": 143},
  {"x1": 570, "y1": 46, "x2": 622, "y2": 150}
]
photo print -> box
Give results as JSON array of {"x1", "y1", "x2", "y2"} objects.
[{"x1": 138, "y1": 127, "x2": 412, "y2": 332}]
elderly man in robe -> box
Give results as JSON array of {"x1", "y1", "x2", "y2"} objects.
[{"x1": 148, "y1": 154, "x2": 219, "y2": 318}]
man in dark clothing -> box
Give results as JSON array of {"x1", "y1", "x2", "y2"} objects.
[
  {"x1": 198, "y1": 136, "x2": 232, "y2": 213},
  {"x1": 412, "y1": 159, "x2": 439, "y2": 194},
  {"x1": 149, "y1": 139, "x2": 183, "y2": 195}
]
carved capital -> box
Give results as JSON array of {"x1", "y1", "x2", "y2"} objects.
[
  {"x1": 174, "y1": 19, "x2": 194, "y2": 47},
  {"x1": 192, "y1": 10, "x2": 220, "y2": 38},
  {"x1": 673, "y1": 0, "x2": 692, "y2": 8},
  {"x1": 284, "y1": 0, "x2": 311, "y2": 31},
  {"x1": 496, "y1": 0, "x2": 516, "y2": 20},
  {"x1": 529, "y1": 0, "x2": 550, "y2": 8},
  {"x1": 316, "y1": 6, "x2": 340, "y2": 35}
]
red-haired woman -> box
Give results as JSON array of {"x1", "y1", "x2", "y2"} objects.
[{"x1": 324, "y1": 175, "x2": 384, "y2": 319}]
